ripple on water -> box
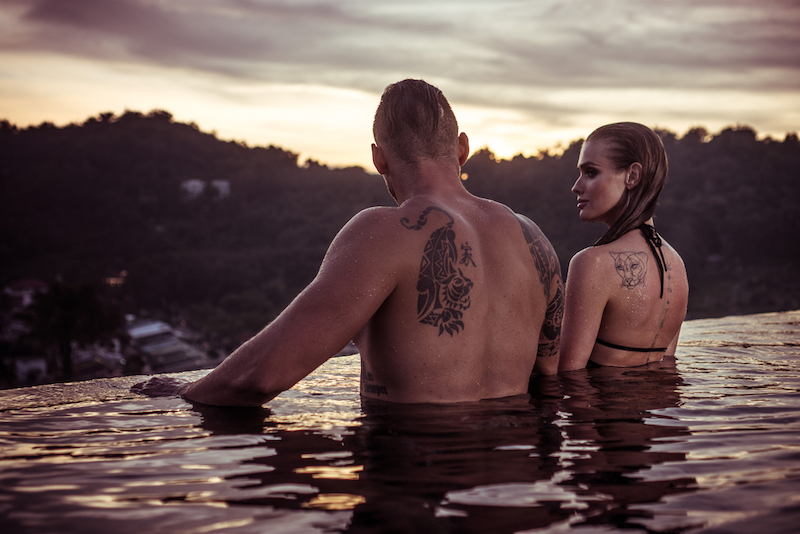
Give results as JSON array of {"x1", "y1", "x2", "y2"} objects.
[{"x1": 1, "y1": 313, "x2": 799, "y2": 533}]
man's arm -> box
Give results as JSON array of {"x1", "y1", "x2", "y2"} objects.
[
  {"x1": 134, "y1": 208, "x2": 402, "y2": 406},
  {"x1": 534, "y1": 277, "x2": 564, "y2": 375},
  {"x1": 515, "y1": 214, "x2": 564, "y2": 375}
]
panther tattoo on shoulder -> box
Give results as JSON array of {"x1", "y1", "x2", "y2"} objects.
[{"x1": 610, "y1": 251, "x2": 648, "y2": 290}]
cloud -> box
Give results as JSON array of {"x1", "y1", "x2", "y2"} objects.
[
  {"x1": 1, "y1": 0, "x2": 798, "y2": 166},
  {"x1": 5, "y1": 0, "x2": 797, "y2": 94},
  {"x1": 6, "y1": 5, "x2": 792, "y2": 79}
]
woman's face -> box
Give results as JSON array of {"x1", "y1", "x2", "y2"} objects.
[{"x1": 572, "y1": 138, "x2": 629, "y2": 227}]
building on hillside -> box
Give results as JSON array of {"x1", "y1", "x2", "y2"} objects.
[
  {"x1": 126, "y1": 319, "x2": 213, "y2": 374},
  {"x1": 210, "y1": 180, "x2": 231, "y2": 198},
  {"x1": 180, "y1": 179, "x2": 206, "y2": 199},
  {"x1": 180, "y1": 179, "x2": 231, "y2": 200},
  {"x1": 3, "y1": 278, "x2": 48, "y2": 308}
]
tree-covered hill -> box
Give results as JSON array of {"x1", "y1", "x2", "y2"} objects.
[
  {"x1": 2, "y1": 111, "x2": 798, "y2": 348},
  {"x1": 461, "y1": 126, "x2": 800, "y2": 319}
]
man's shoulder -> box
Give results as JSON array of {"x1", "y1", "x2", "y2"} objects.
[
  {"x1": 510, "y1": 210, "x2": 546, "y2": 237},
  {"x1": 332, "y1": 205, "x2": 427, "y2": 255},
  {"x1": 346, "y1": 205, "x2": 402, "y2": 228}
]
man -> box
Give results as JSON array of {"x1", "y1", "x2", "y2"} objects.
[{"x1": 133, "y1": 79, "x2": 563, "y2": 406}]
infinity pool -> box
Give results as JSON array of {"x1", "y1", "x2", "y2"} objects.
[{"x1": 1, "y1": 310, "x2": 799, "y2": 533}]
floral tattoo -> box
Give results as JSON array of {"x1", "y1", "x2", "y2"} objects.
[{"x1": 402, "y1": 206, "x2": 475, "y2": 336}]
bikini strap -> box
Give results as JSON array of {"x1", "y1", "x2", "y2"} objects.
[
  {"x1": 638, "y1": 223, "x2": 667, "y2": 298},
  {"x1": 596, "y1": 337, "x2": 669, "y2": 353}
]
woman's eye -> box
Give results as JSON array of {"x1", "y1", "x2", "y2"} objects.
[{"x1": 585, "y1": 169, "x2": 597, "y2": 178}]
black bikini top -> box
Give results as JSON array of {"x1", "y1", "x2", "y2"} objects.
[{"x1": 638, "y1": 223, "x2": 667, "y2": 298}]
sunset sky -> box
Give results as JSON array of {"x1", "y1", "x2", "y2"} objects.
[{"x1": 2, "y1": 0, "x2": 799, "y2": 169}]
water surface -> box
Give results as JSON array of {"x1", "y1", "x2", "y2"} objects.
[{"x1": 1, "y1": 311, "x2": 799, "y2": 533}]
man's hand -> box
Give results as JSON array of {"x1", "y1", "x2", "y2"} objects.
[{"x1": 131, "y1": 376, "x2": 191, "y2": 398}]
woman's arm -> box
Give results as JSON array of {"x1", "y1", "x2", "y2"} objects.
[
  {"x1": 665, "y1": 325, "x2": 681, "y2": 356},
  {"x1": 558, "y1": 250, "x2": 610, "y2": 372}
]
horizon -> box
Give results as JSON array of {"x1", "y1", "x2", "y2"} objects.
[
  {"x1": 2, "y1": 1, "x2": 799, "y2": 169},
  {"x1": 3, "y1": 108, "x2": 796, "y2": 172}
]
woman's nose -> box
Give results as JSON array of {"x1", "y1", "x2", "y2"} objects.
[{"x1": 571, "y1": 177, "x2": 582, "y2": 194}]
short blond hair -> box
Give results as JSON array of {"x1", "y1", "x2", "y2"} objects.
[{"x1": 373, "y1": 79, "x2": 459, "y2": 164}]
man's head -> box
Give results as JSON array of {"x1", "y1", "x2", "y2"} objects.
[{"x1": 373, "y1": 79, "x2": 459, "y2": 165}]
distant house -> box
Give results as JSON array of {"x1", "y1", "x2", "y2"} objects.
[
  {"x1": 1, "y1": 278, "x2": 48, "y2": 344},
  {"x1": 3, "y1": 278, "x2": 48, "y2": 308},
  {"x1": 13, "y1": 357, "x2": 49, "y2": 385},
  {"x1": 126, "y1": 318, "x2": 212, "y2": 373},
  {"x1": 211, "y1": 180, "x2": 231, "y2": 198},
  {"x1": 72, "y1": 340, "x2": 127, "y2": 380},
  {"x1": 180, "y1": 179, "x2": 231, "y2": 200},
  {"x1": 181, "y1": 179, "x2": 206, "y2": 199}
]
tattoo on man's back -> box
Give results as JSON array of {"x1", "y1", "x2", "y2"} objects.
[
  {"x1": 402, "y1": 206, "x2": 474, "y2": 336},
  {"x1": 363, "y1": 371, "x2": 388, "y2": 397}
]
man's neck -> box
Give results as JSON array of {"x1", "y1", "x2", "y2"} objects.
[{"x1": 390, "y1": 160, "x2": 466, "y2": 205}]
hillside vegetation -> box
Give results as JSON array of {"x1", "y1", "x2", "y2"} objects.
[{"x1": 2, "y1": 111, "x2": 798, "y2": 349}]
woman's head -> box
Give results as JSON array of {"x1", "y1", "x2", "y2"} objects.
[{"x1": 582, "y1": 122, "x2": 669, "y2": 245}]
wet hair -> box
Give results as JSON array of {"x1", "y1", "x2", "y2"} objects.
[
  {"x1": 373, "y1": 79, "x2": 459, "y2": 164},
  {"x1": 588, "y1": 122, "x2": 669, "y2": 245}
]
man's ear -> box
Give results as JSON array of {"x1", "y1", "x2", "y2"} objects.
[
  {"x1": 372, "y1": 143, "x2": 388, "y2": 175},
  {"x1": 626, "y1": 162, "x2": 642, "y2": 189},
  {"x1": 458, "y1": 132, "x2": 470, "y2": 166}
]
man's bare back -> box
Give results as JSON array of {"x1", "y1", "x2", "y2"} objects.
[
  {"x1": 132, "y1": 79, "x2": 562, "y2": 406},
  {"x1": 353, "y1": 193, "x2": 560, "y2": 402}
]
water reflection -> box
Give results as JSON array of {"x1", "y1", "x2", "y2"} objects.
[
  {"x1": 346, "y1": 394, "x2": 565, "y2": 533},
  {"x1": 186, "y1": 357, "x2": 695, "y2": 533},
  {"x1": 4, "y1": 312, "x2": 799, "y2": 533},
  {"x1": 553, "y1": 356, "x2": 696, "y2": 529}
]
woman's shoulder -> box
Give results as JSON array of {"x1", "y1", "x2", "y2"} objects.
[
  {"x1": 568, "y1": 245, "x2": 616, "y2": 283},
  {"x1": 569, "y1": 242, "x2": 618, "y2": 268},
  {"x1": 568, "y1": 232, "x2": 649, "y2": 285}
]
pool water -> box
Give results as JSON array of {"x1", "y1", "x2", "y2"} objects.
[{"x1": 1, "y1": 311, "x2": 799, "y2": 533}]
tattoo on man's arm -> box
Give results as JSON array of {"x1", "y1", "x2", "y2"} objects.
[
  {"x1": 514, "y1": 215, "x2": 563, "y2": 359},
  {"x1": 610, "y1": 252, "x2": 648, "y2": 290},
  {"x1": 403, "y1": 206, "x2": 475, "y2": 337},
  {"x1": 537, "y1": 277, "x2": 564, "y2": 358},
  {"x1": 515, "y1": 215, "x2": 560, "y2": 299}
]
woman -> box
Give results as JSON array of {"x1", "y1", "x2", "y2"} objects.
[{"x1": 558, "y1": 122, "x2": 689, "y2": 371}]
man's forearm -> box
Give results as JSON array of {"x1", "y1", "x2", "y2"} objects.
[{"x1": 179, "y1": 366, "x2": 280, "y2": 407}]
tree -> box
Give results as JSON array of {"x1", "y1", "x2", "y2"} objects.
[{"x1": 26, "y1": 283, "x2": 124, "y2": 380}]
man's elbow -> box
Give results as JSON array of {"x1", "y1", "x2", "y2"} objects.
[
  {"x1": 533, "y1": 356, "x2": 559, "y2": 376},
  {"x1": 533, "y1": 339, "x2": 560, "y2": 375}
]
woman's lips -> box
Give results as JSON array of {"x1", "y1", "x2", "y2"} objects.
[{"x1": 576, "y1": 199, "x2": 588, "y2": 209}]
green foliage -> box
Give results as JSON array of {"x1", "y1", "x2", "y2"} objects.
[
  {"x1": 1, "y1": 111, "x2": 797, "y2": 356},
  {"x1": 461, "y1": 126, "x2": 800, "y2": 318},
  {"x1": 24, "y1": 282, "x2": 124, "y2": 380},
  {"x1": 0, "y1": 111, "x2": 390, "y2": 345}
]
